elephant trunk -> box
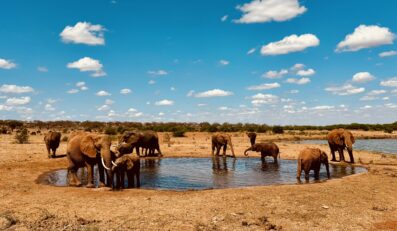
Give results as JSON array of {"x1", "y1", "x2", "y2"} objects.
[
  {"x1": 101, "y1": 147, "x2": 114, "y2": 188},
  {"x1": 244, "y1": 147, "x2": 252, "y2": 156},
  {"x1": 325, "y1": 162, "x2": 330, "y2": 178}
]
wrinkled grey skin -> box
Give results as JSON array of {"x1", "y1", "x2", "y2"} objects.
[
  {"x1": 119, "y1": 130, "x2": 162, "y2": 157},
  {"x1": 244, "y1": 142, "x2": 279, "y2": 163},
  {"x1": 327, "y1": 128, "x2": 355, "y2": 163},
  {"x1": 44, "y1": 131, "x2": 61, "y2": 158},
  {"x1": 111, "y1": 154, "x2": 140, "y2": 189},
  {"x1": 297, "y1": 148, "x2": 330, "y2": 181},
  {"x1": 211, "y1": 133, "x2": 236, "y2": 158}
]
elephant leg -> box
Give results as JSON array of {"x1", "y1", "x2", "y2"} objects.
[
  {"x1": 157, "y1": 146, "x2": 163, "y2": 157},
  {"x1": 314, "y1": 168, "x2": 320, "y2": 180},
  {"x1": 86, "y1": 163, "x2": 94, "y2": 188},
  {"x1": 120, "y1": 170, "x2": 125, "y2": 189},
  {"x1": 127, "y1": 171, "x2": 133, "y2": 188},
  {"x1": 304, "y1": 169, "x2": 310, "y2": 181},
  {"x1": 68, "y1": 166, "x2": 81, "y2": 187},
  {"x1": 216, "y1": 145, "x2": 221, "y2": 156},
  {"x1": 222, "y1": 144, "x2": 227, "y2": 156},
  {"x1": 46, "y1": 144, "x2": 51, "y2": 158},
  {"x1": 338, "y1": 148, "x2": 345, "y2": 162},
  {"x1": 296, "y1": 163, "x2": 302, "y2": 179},
  {"x1": 348, "y1": 150, "x2": 355, "y2": 164},
  {"x1": 52, "y1": 148, "x2": 56, "y2": 158},
  {"x1": 273, "y1": 154, "x2": 278, "y2": 163},
  {"x1": 330, "y1": 147, "x2": 336, "y2": 161},
  {"x1": 261, "y1": 151, "x2": 265, "y2": 162},
  {"x1": 136, "y1": 171, "x2": 140, "y2": 188}
]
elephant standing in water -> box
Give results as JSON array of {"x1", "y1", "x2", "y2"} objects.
[
  {"x1": 244, "y1": 142, "x2": 279, "y2": 163},
  {"x1": 112, "y1": 154, "x2": 140, "y2": 189},
  {"x1": 119, "y1": 130, "x2": 162, "y2": 157},
  {"x1": 44, "y1": 131, "x2": 61, "y2": 158},
  {"x1": 246, "y1": 132, "x2": 257, "y2": 146},
  {"x1": 327, "y1": 129, "x2": 355, "y2": 163},
  {"x1": 211, "y1": 133, "x2": 235, "y2": 158},
  {"x1": 297, "y1": 148, "x2": 330, "y2": 181},
  {"x1": 66, "y1": 132, "x2": 115, "y2": 188}
]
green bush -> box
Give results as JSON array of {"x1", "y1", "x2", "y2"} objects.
[
  {"x1": 104, "y1": 127, "x2": 117, "y2": 135},
  {"x1": 15, "y1": 128, "x2": 29, "y2": 144},
  {"x1": 384, "y1": 127, "x2": 393, "y2": 134},
  {"x1": 272, "y1": 126, "x2": 284, "y2": 134},
  {"x1": 172, "y1": 127, "x2": 186, "y2": 137}
]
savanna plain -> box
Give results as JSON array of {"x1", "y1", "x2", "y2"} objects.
[{"x1": 1, "y1": 130, "x2": 397, "y2": 231}]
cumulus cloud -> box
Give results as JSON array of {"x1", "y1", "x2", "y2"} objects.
[
  {"x1": 0, "y1": 84, "x2": 34, "y2": 94},
  {"x1": 352, "y1": 72, "x2": 375, "y2": 83},
  {"x1": 155, "y1": 99, "x2": 174, "y2": 106},
  {"x1": 250, "y1": 93, "x2": 279, "y2": 106},
  {"x1": 325, "y1": 84, "x2": 365, "y2": 96},
  {"x1": 286, "y1": 77, "x2": 310, "y2": 85},
  {"x1": 194, "y1": 89, "x2": 234, "y2": 98},
  {"x1": 60, "y1": 22, "x2": 105, "y2": 45},
  {"x1": 67, "y1": 57, "x2": 106, "y2": 77},
  {"x1": 0, "y1": 58, "x2": 16, "y2": 69},
  {"x1": 336, "y1": 25, "x2": 395, "y2": 52},
  {"x1": 6, "y1": 96, "x2": 31, "y2": 106},
  {"x1": 291, "y1": 63, "x2": 305, "y2": 71},
  {"x1": 379, "y1": 50, "x2": 397, "y2": 58},
  {"x1": 147, "y1": 70, "x2": 168, "y2": 76},
  {"x1": 67, "y1": 89, "x2": 79, "y2": 94},
  {"x1": 247, "y1": 82, "x2": 281, "y2": 90},
  {"x1": 296, "y1": 68, "x2": 315, "y2": 76},
  {"x1": 76, "y1": 81, "x2": 88, "y2": 90},
  {"x1": 96, "y1": 90, "x2": 111, "y2": 96},
  {"x1": 263, "y1": 69, "x2": 288, "y2": 79},
  {"x1": 120, "y1": 88, "x2": 132, "y2": 94},
  {"x1": 380, "y1": 77, "x2": 397, "y2": 87},
  {"x1": 219, "y1": 59, "x2": 230, "y2": 66},
  {"x1": 235, "y1": 0, "x2": 306, "y2": 23},
  {"x1": 261, "y1": 34, "x2": 320, "y2": 55}
]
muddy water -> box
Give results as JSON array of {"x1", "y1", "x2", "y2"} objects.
[{"x1": 39, "y1": 157, "x2": 366, "y2": 190}]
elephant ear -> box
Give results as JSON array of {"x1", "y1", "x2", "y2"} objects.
[
  {"x1": 332, "y1": 133, "x2": 343, "y2": 146},
  {"x1": 347, "y1": 131, "x2": 355, "y2": 144},
  {"x1": 80, "y1": 135, "x2": 97, "y2": 158}
]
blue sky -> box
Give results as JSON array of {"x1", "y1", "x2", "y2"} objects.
[{"x1": 1, "y1": 0, "x2": 397, "y2": 125}]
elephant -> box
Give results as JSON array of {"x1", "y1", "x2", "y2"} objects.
[
  {"x1": 112, "y1": 154, "x2": 140, "y2": 189},
  {"x1": 66, "y1": 132, "x2": 115, "y2": 188},
  {"x1": 211, "y1": 133, "x2": 235, "y2": 158},
  {"x1": 244, "y1": 142, "x2": 279, "y2": 163},
  {"x1": 119, "y1": 130, "x2": 162, "y2": 157},
  {"x1": 246, "y1": 132, "x2": 257, "y2": 146},
  {"x1": 296, "y1": 148, "x2": 330, "y2": 181},
  {"x1": 327, "y1": 128, "x2": 355, "y2": 163},
  {"x1": 44, "y1": 131, "x2": 61, "y2": 158}
]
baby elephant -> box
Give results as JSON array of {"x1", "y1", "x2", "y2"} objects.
[
  {"x1": 112, "y1": 154, "x2": 140, "y2": 189},
  {"x1": 297, "y1": 148, "x2": 330, "y2": 181},
  {"x1": 244, "y1": 142, "x2": 279, "y2": 163}
]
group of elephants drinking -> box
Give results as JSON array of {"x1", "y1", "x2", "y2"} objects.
[{"x1": 43, "y1": 128, "x2": 356, "y2": 189}]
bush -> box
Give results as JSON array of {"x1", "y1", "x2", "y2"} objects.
[
  {"x1": 384, "y1": 127, "x2": 393, "y2": 134},
  {"x1": 61, "y1": 136, "x2": 68, "y2": 142},
  {"x1": 62, "y1": 128, "x2": 68, "y2": 133},
  {"x1": 172, "y1": 127, "x2": 186, "y2": 137},
  {"x1": 15, "y1": 128, "x2": 29, "y2": 144},
  {"x1": 272, "y1": 126, "x2": 284, "y2": 134},
  {"x1": 104, "y1": 127, "x2": 117, "y2": 135}
]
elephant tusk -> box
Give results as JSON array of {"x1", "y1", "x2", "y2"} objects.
[
  {"x1": 101, "y1": 157, "x2": 111, "y2": 170},
  {"x1": 111, "y1": 161, "x2": 117, "y2": 167}
]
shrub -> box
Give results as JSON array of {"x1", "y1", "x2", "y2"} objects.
[
  {"x1": 272, "y1": 126, "x2": 284, "y2": 134},
  {"x1": 61, "y1": 136, "x2": 68, "y2": 142},
  {"x1": 384, "y1": 127, "x2": 393, "y2": 134},
  {"x1": 62, "y1": 128, "x2": 68, "y2": 133},
  {"x1": 172, "y1": 127, "x2": 186, "y2": 137},
  {"x1": 15, "y1": 128, "x2": 29, "y2": 144},
  {"x1": 104, "y1": 127, "x2": 117, "y2": 135}
]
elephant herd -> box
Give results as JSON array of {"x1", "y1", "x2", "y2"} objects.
[{"x1": 42, "y1": 128, "x2": 356, "y2": 189}]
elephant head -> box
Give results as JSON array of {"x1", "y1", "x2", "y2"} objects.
[
  {"x1": 120, "y1": 130, "x2": 141, "y2": 144},
  {"x1": 246, "y1": 132, "x2": 257, "y2": 146},
  {"x1": 320, "y1": 151, "x2": 330, "y2": 178},
  {"x1": 111, "y1": 155, "x2": 134, "y2": 172},
  {"x1": 244, "y1": 144, "x2": 258, "y2": 156}
]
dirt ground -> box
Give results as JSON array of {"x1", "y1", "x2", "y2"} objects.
[{"x1": 0, "y1": 131, "x2": 397, "y2": 231}]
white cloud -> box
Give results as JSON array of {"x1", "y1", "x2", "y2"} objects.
[
  {"x1": 97, "y1": 104, "x2": 110, "y2": 111},
  {"x1": 148, "y1": 80, "x2": 156, "y2": 85},
  {"x1": 361, "y1": 105, "x2": 372, "y2": 109},
  {"x1": 325, "y1": 84, "x2": 365, "y2": 95},
  {"x1": 105, "y1": 99, "x2": 114, "y2": 105},
  {"x1": 0, "y1": 105, "x2": 12, "y2": 111},
  {"x1": 147, "y1": 70, "x2": 168, "y2": 76},
  {"x1": 194, "y1": 89, "x2": 234, "y2": 98},
  {"x1": 155, "y1": 99, "x2": 174, "y2": 106},
  {"x1": 380, "y1": 77, "x2": 397, "y2": 87},
  {"x1": 263, "y1": 69, "x2": 288, "y2": 79},
  {"x1": 291, "y1": 63, "x2": 305, "y2": 70},
  {"x1": 235, "y1": 0, "x2": 306, "y2": 23},
  {"x1": 76, "y1": 81, "x2": 88, "y2": 91},
  {"x1": 187, "y1": 90, "x2": 195, "y2": 97},
  {"x1": 368, "y1": 90, "x2": 387, "y2": 96},
  {"x1": 221, "y1": 15, "x2": 228, "y2": 22},
  {"x1": 247, "y1": 82, "x2": 281, "y2": 90},
  {"x1": 250, "y1": 93, "x2": 279, "y2": 106},
  {"x1": 67, "y1": 57, "x2": 106, "y2": 77},
  {"x1": 352, "y1": 72, "x2": 375, "y2": 83},
  {"x1": 6, "y1": 96, "x2": 31, "y2": 106},
  {"x1": 311, "y1": 105, "x2": 335, "y2": 110},
  {"x1": 60, "y1": 22, "x2": 105, "y2": 45},
  {"x1": 37, "y1": 66, "x2": 48, "y2": 72},
  {"x1": 197, "y1": 103, "x2": 207, "y2": 107},
  {"x1": 44, "y1": 103, "x2": 55, "y2": 111},
  {"x1": 96, "y1": 90, "x2": 111, "y2": 96},
  {"x1": 289, "y1": 89, "x2": 299, "y2": 94},
  {"x1": 297, "y1": 68, "x2": 315, "y2": 76},
  {"x1": 247, "y1": 48, "x2": 256, "y2": 55},
  {"x1": 0, "y1": 84, "x2": 34, "y2": 94},
  {"x1": 336, "y1": 25, "x2": 395, "y2": 52},
  {"x1": 379, "y1": 50, "x2": 397, "y2": 58},
  {"x1": 219, "y1": 59, "x2": 230, "y2": 66},
  {"x1": 0, "y1": 58, "x2": 16, "y2": 69},
  {"x1": 286, "y1": 77, "x2": 310, "y2": 85},
  {"x1": 67, "y1": 89, "x2": 79, "y2": 94},
  {"x1": 261, "y1": 34, "x2": 320, "y2": 55},
  {"x1": 218, "y1": 106, "x2": 230, "y2": 111},
  {"x1": 120, "y1": 88, "x2": 132, "y2": 94}
]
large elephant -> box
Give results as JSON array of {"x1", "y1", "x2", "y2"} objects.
[
  {"x1": 246, "y1": 132, "x2": 257, "y2": 146},
  {"x1": 44, "y1": 131, "x2": 61, "y2": 158},
  {"x1": 297, "y1": 148, "x2": 330, "y2": 181},
  {"x1": 327, "y1": 128, "x2": 355, "y2": 163},
  {"x1": 66, "y1": 132, "x2": 115, "y2": 188},
  {"x1": 211, "y1": 133, "x2": 235, "y2": 158},
  {"x1": 119, "y1": 130, "x2": 162, "y2": 157},
  {"x1": 112, "y1": 154, "x2": 140, "y2": 189},
  {"x1": 244, "y1": 142, "x2": 279, "y2": 163}
]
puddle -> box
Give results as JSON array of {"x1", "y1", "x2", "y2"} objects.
[{"x1": 38, "y1": 157, "x2": 366, "y2": 190}]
